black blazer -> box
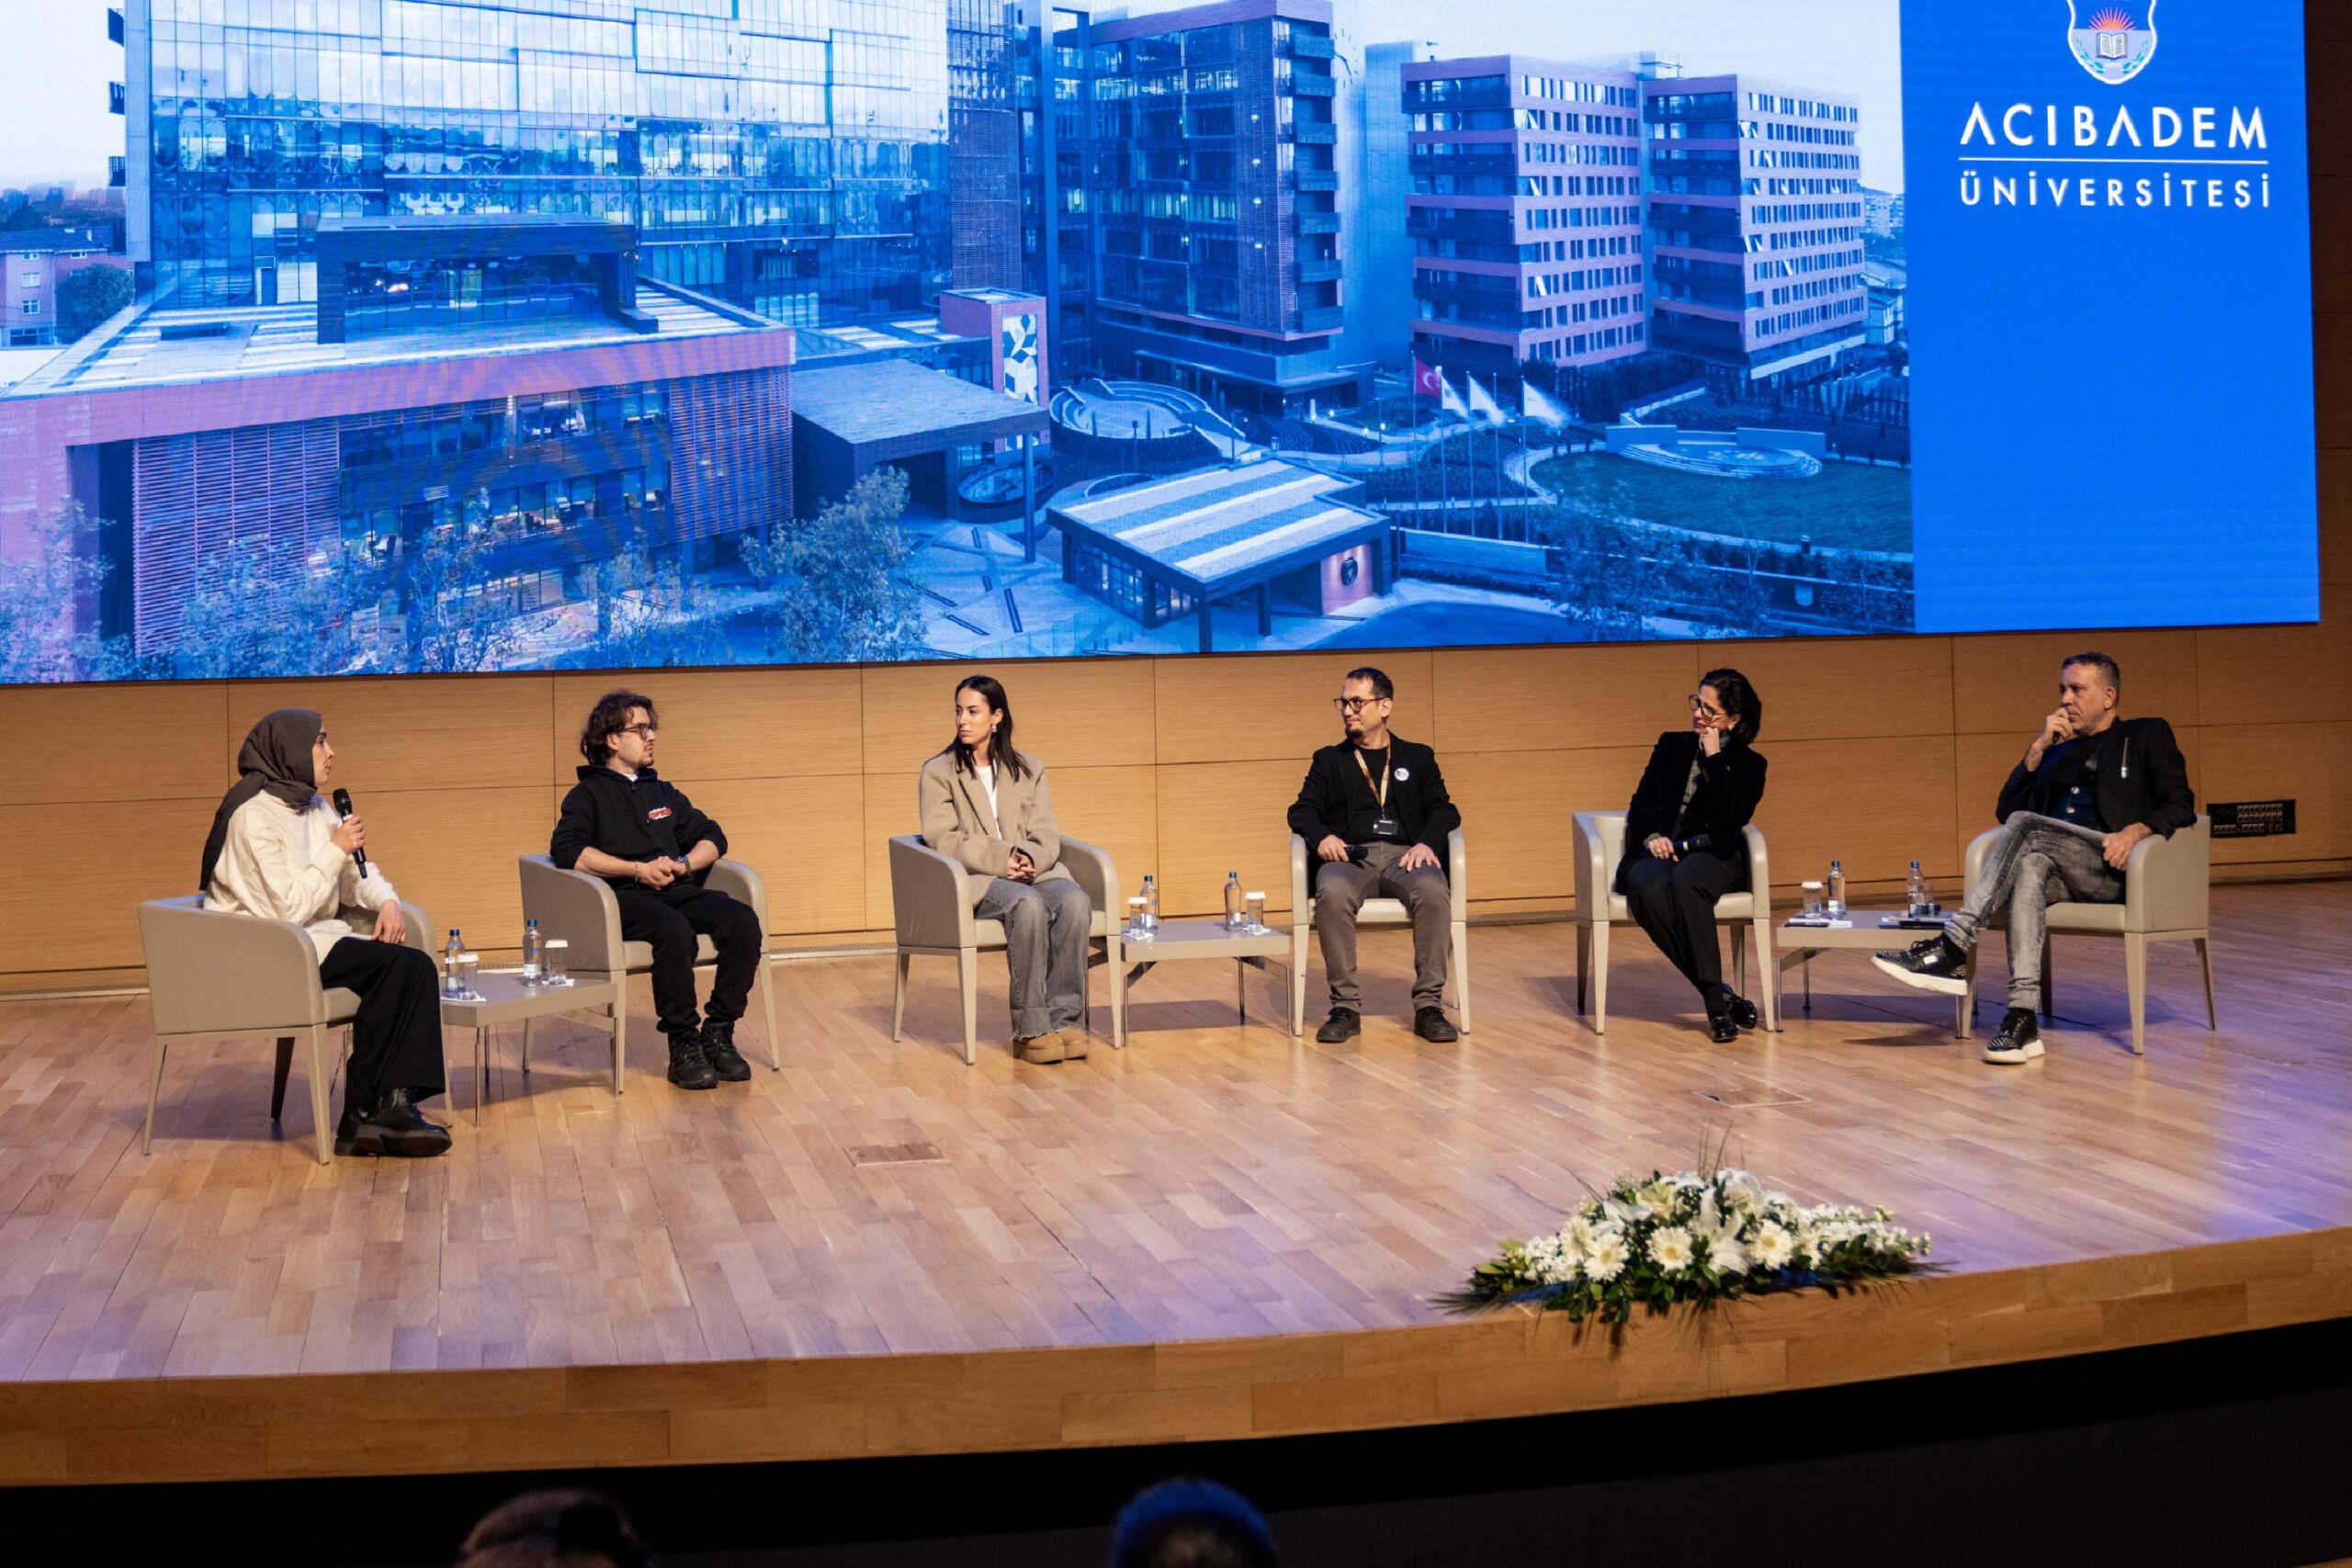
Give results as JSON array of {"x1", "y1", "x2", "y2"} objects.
[
  {"x1": 1288, "y1": 737, "x2": 1461, "y2": 874},
  {"x1": 1613, "y1": 730, "x2": 1768, "y2": 895},
  {"x1": 1995, "y1": 716, "x2": 2194, "y2": 838}
]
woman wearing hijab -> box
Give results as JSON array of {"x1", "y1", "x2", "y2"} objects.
[
  {"x1": 202, "y1": 709, "x2": 451, "y2": 1157},
  {"x1": 1614, "y1": 669, "x2": 1769, "y2": 1043},
  {"x1": 916, "y1": 674, "x2": 1092, "y2": 1065}
]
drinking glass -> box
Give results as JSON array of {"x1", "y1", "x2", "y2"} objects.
[
  {"x1": 1244, "y1": 892, "x2": 1267, "y2": 933},
  {"x1": 542, "y1": 938, "x2": 570, "y2": 987},
  {"x1": 1801, "y1": 882, "x2": 1825, "y2": 919},
  {"x1": 453, "y1": 952, "x2": 482, "y2": 1002}
]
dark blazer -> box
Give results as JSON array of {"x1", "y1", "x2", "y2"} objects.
[
  {"x1": 1288, "y1": 736, "x2": 1461, "y2": 872},
  {"x1": 1613, "y1": 730, "x2": 1768, "y2": 895},
  {"x1": 550, "y1": 765, "x2": 728, "y2": 889},
  {"x1": 1995, "y1": 716, "x2": 2194, "y2": 838}
]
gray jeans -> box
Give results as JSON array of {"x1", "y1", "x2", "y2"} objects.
[
  {"x1": 1311, "y1": 840, "x2": 1453, "y2": 1011},
  {"x1": 974, "y1": 874, "x2": 1091, "y2": 1039},
  {"x1": 1945, "y1": 810, "x2": 2125, "y2": 1007}
]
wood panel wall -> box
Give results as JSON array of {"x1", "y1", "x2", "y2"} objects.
[
  {"x1": 7, "y1": 608, "x2": 2344, "y2": 987},
  {"x1": 6, "y1": 11, "x2": 2346, "y2": 987}
]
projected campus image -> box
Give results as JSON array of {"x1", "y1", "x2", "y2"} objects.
[{"x1": 6, "y1": 0, "x2": 1908, "y2": 678}]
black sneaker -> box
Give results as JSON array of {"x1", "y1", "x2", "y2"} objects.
[
  {"x1": 666, "y1": 1029, "x2": 720, "y2": 1090},
  {"x1": 1316, "y1": 1008, "x2": 1362, "y2": 1043},
  {"x1": 1414, "y1": 1007, "x2": 1460, "y2": 1043},
  {"x1": 1983, "y1": 1007, "x2": 2045, "y2": 1066},
  {"x1": 700, "y1": 1020, "x2": 752, "y2": 1082},
  {"x1": 1871, "y1": 932, "x2": 1970, "y2": 997},
  {"x1": 335, "y1": 1089, "x2": 452, "y2": 1158}
]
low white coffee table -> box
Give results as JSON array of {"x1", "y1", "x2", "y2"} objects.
[
  {"x1": 438, "y1": 971, "x2": 624, "y2": 1122},
  {"x1": 1777, "y1": 909, "x2": 1962, "y2": 1033},
  {"x1": 1118, "y1": 919, "x2": 1294, "y2": 1039}
]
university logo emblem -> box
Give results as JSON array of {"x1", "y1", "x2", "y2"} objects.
[{"x1": 2067, "y1": 2, "x2": 2158, "y2": 85}]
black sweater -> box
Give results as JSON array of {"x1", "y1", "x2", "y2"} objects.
[
  {"x1": 1995, "y1": 716, "x2": 2194, "y2": 838},
  {"x1": 1288, "y1": 737, "x2": 1461, "y2": 866},
  {"x1": 550, "y1": 765, "x2": 729, "y2": 891},
  {"x1": 1614, "y1": 730, "x2": 1769, "y2": 894}
]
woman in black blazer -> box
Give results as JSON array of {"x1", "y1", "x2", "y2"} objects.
[{"x1": 1613, "y1": 669, "x2": 1768, "y2": 1043}]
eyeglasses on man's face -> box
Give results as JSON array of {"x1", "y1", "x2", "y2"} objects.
[
  {"x1": 1332, "y1": 696, "x2": 1387, "y2": 714},
  {"x1": 619, "y1": 723, "x2": 659, "y2": 739}
]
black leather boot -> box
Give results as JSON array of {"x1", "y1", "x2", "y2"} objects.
[
  {"x1": 666, "y1": 1028, "x2": 719, "y2": 1090},
  {"x1": 336, "y1": 1089, "x2": 453, "y2": 1157},
  {"x1": 700, "y1": 1020, "x2": 752, "y2": 1082}
]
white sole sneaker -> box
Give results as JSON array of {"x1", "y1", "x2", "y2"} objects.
[
  {"x1": 1871, "y1": 954, "x2": 1968, "y2": 997},
  {"x1": 1982, "y1": 1037, "x2": 2045, "y2": 1065}
]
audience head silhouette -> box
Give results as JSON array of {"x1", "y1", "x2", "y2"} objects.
[
  {"x1": 1109, "y1": 1478, "x2": 1278, "y2": 1568},
  {"x1": 457, "y1": 1489, "x2": 650, "y2": 1568}
]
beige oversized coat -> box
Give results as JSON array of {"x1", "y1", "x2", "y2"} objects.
[{"x1": 917, "y1": 750, "x2": 1073, "y2": 908}]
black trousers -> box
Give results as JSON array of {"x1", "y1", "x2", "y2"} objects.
[
  {"x1": 1622, "y1": 850, "x2": 1747, "y2": 994},
  {"x1": 317, "y1": 938, "x2": 446, "y2": 1111},
  {"x1": 614, "y1": 885, "x2": 763, "y2": 1036}
]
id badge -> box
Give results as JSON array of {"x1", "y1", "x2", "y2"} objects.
[{"x1": 1370, "y1": 814, "x2": 1401, "y2": 840}]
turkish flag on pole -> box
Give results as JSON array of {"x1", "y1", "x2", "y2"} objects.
[{"x1": 1412, "y1": 356, "x2": 1442, "y2": 399}]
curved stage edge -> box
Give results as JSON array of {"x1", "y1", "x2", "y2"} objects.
[{"x1": 5, "y1": 1224, "x2": 2346, "y2": 1486}]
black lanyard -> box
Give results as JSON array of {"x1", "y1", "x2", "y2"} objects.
[{"x1": 1351, "y1": 746, "x2": 1391, "y2": 812}]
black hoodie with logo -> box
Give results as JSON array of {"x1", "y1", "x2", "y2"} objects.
[{"x1": 550, "y1": 764, "x2": 729, "y2": 896}]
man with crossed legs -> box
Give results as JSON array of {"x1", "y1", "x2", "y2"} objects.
[{"x1": 1873, "y1": 651, "x2": 2193, "y2": 1065}]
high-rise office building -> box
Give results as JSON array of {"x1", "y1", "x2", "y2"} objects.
[
  {"x1": 120, "y1": 0, "x2": 952, "y2": 325},
  {"x1": 1338, "y1": 39, "x2": 1431, "y2": 373},
  {"x1": 951, "y1": 0, "x2": 1024, "y2": 290},
  {"x1": 1645, "y1": 74, "x2": 1866, "y2": 385},
  {"x1": 1402, "y1": 56, "x2": 1647, "y2": 380},
  {"x1": 1022, "y1": 0, "x2": 1348, "y2": 414}
]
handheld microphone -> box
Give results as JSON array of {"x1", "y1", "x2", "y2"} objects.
[{"x1": 332, "y1": 787, "x2": 368, "y2": 875}]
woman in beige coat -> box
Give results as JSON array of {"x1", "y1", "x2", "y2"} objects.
[{"x1": 917, "y1": 674, "x2": 1094, "y2": 1064}]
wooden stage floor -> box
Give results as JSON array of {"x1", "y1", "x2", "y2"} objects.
[{"x1": 2, "y1": 882, "x2": 2349, "y2": 1483}]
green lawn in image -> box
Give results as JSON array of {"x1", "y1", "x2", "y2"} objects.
[{"x1": 1530, "y1": 450, "x2": 1914, "y2": 554}]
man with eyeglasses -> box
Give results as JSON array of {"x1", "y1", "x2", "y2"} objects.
[
  {"x1": 1287, "y1": 666, "x2": 1463, "y2": 1043},
  {"x1": 550, "y1": 690, "x2": 763, "y2": 1090}
]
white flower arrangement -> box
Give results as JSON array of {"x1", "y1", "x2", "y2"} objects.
[{"x1": 1441, "y1": 1157, "x2": 1936, "y2": 1325}]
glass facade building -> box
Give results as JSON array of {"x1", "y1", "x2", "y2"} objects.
[
  {"x1": 1010, "y1": 0, "x2": 1349, "y2": 414},
  {"x1": 0, "y1": 215, "x2": 794, "y2": 665},
  {"x1": 122, "y1": 0, "x2": 953, "y2": 325}
]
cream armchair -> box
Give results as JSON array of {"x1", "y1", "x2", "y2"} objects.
[
  {"x1": 138, "y1": 896, "x2": 435, "y2": 1165},
  {"x1": 1958, "y1": 814, "x2": 2214, "y2": 1054},
  {"x1": 517, "y1": 854, "x2": 784, "y2": 1089},
  {"x1": 1570, "y1": 811, "x2": 1775, "y2": 1033},
  {"x1": 889, "y1": 834, "x2": 1125, "y2": 1064},
  {"x1": 1287, "y1": 829, "x2": 1471, "y2": 1036}
]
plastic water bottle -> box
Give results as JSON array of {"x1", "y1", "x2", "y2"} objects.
[
  {"x1": 521, "y1": 917, "x2": 543, "y2": 983},
  {"x1": 443, "y1": 929, "x2": 464, "y2": 998},
  {"x1": 1224, "y1": 871, "x2": 1245, "y2": 931},
  {"x1": 1141, "y1": 874, "x2": 1159, "y2": 933},
  {"x1": 1906, "y1": 861, "x2": 1926, "y2": 919},
  {"x1": 1826, "y1": 861, "x2": 1847, "y2": 919}
]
